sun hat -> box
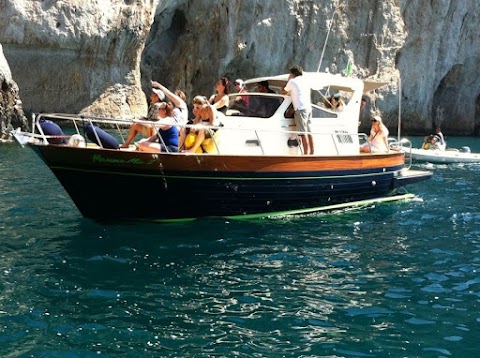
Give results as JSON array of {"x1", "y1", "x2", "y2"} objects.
[
  {"x1": 152, "y1": 88, "x2": 165, "y2": 101},
  {"x1": 372, "y1": 115, "x2": 382, "y2": 123},
  {"x1": 234, "y1": 79, "x2": 244, "y2": 86}
]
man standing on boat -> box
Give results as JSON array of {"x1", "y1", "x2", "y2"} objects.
[{"x1": 282, "y1": 66, "x2": 314, "y2": 154}]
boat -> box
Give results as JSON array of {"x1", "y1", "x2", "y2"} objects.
[
  {"x1": 404, "y1": 146, "x2": 480, "y2": 164},
  {"x1": 12, "y1": 72, "x2": 432, "y2": 222}
]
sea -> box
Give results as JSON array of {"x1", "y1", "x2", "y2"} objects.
[{"x1": 1, "y1": 137, "x2": 480, "y2": 357}]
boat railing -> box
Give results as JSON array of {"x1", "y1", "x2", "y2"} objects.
[
  {"x1": 390, "y1": 137, "x2": 413, "y2": 169},
  {"x1": 31, "y1": 113, "x2": 378, "y2": 156}
]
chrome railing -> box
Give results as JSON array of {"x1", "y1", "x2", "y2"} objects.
[{"x1": 28, "y1": 113, "x2": 405, "y2": 158}]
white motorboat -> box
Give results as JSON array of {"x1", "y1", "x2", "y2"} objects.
[
  {"x1": 405, "y1": 146, "x2": 480, "y2": 164},
  {"x1": 11, "y1": 72, "x2": 432, "y2": 221}
]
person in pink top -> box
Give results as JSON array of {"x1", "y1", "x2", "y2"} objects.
[
  {"x1": 282, "y1": 65, "x2": 314, "y2": 154},
  {"x1": 234, "y1": 79, "x2": 249, "y2": 104}
]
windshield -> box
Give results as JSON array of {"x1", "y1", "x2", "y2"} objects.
[{"x1": 228, "y1": 94, "x2": 284, "y2": 118}]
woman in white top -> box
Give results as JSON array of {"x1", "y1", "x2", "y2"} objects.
[
  {"x1": 360, "y1": 115, "x2": 389, "y2": 153},
  {"x1": 151, "y1": 81, "x2": 188, "y2": 125}
]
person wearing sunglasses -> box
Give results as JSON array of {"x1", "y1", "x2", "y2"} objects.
[
  {"x1": 360, "y1": 115, "x2": 389, "y2": 153},
  {"x1": 120, "y1": 88, "x2": 166, "y2": 148}
]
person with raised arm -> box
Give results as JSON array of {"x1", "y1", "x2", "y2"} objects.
[
  {"x1": 136, "y1": 102, "x2": 179, "y2": 153},
  {"x1": 151, "y1": 81, "x2": 188, "y2": 125},
  {"x1": 120, "y1": 88, "x2": 165, "y2": 148}
]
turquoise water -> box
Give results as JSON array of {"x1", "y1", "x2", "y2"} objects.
[{"x1": 1, "y1": 137, "x2": 480, "y2": 357}]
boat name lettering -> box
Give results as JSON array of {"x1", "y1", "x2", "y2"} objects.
[{"x1": 92, "y1": 154, "x2": 146, "y2": 165}]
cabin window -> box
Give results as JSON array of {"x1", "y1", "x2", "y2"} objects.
[
  {"x1": 311, "y1": 104, "x2": 338, "y2": 118},
  {"x1": 228, "y1": 95, "x2": 284, "y2": 118}
]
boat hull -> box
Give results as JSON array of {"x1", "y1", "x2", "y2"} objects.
[{"x1": 31, "y1": 145, "x2": 430, "y2": 221}]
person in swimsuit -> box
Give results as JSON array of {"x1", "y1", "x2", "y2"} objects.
[
  {"x1": 136, "y1": 102, "x2": 179, "y2": 153},
  {"x1": 120, "y1": 88, "x2": 165, "y2": 148},
  {"x1": 151, "y1": 80, "x2": 188, "y2": 125},
  {"x1": 209, "y1": 77, "x2": 230, "y2": 114},
  {"x1": 185, "y1": 96, "x2": 219, "y2": 153}
]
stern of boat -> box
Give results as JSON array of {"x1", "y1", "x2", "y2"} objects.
[{"x1": 393, "y1": 168, "x2": 432, "y2": 188}]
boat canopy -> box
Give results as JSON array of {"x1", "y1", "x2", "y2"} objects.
[{"x1": 244, "y1": 72, "x2": 388, "y2": 94}]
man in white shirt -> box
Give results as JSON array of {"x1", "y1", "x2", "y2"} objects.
[
  {"x1": 282, "y1": 66, "x2": 314, "y2": 154},
  {"x1": 435, "y1": 127, "x2": 446, "y2": 150}
]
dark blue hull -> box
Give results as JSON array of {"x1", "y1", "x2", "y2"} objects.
[
  {"x1": 32, "y1": 145, "x2": 430, "y2": 221},
  {"x1": 52, "y1": 167, "x2": 398, "y2": 220}
]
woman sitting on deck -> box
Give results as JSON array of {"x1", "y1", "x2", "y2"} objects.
[
  {"x1": 120, "y1": 88, "x2": 165, "y2": 148},
  {"x1": 360, "y1": 115, "x2": 389, "y2": 153},
  {"x1": 136, "y1": 102, "x2": 179, "y2": 153},
  {"x1": 184, "y1": 96, "x2": 221, "y2": 153},
  {"x1": 209, "y1": 77, "x2": 230, "y2": 114}
]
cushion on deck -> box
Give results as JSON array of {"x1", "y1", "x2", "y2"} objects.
[
  {"x1": 84, "y1": 124, "x2": 120, "y2": 149},
  {"x1": 39, "y1": 120, "x2": 67, "y2": 144}
]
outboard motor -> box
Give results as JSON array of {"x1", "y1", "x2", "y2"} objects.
[{"x1": 460, "y1": 146, "x2": 471, "y2": 153}]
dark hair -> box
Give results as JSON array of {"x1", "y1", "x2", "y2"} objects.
[
  {"x1": 219, "y1": 77, "x2": 230, "y2": 95},
  {"x1": 258, "y1": 80, "x2": 269, "y2": 88},
  {"x1": 289, "y1": 65, "x2": 303, "y2": 77}
]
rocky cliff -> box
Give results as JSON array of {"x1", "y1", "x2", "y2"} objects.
[
  {"x1": 0, "y1": 0, "x2": 479, "y2": 135},
  {"x1": 0, "y1": 44, "x2": 27, "y2": 139}
]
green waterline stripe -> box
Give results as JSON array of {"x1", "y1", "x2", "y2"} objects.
[
  {"x1": 50, "y1": 165, "x2": 399, "y2": 181},
  {"x1": 147, "y1": 193, "x2": 416, "y2": 222},
  {"x1": 223, "y1": 193, "x2": 416, "y2": 220}
]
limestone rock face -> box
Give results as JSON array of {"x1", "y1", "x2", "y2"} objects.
[
  {"x1": 399, "y1": 1, "x2": 480, "y2": 135},
  {"x1": 143, "y1": 0, "x2": 480, "y2": 135},
  {"x1": 0, "y1": 0, "x2": 158, "y2": 119},
  {"x1": 0, "y1": 44, "x2": 27, "y2": 139},
  {"x1": 0, "y1": 0, "x2": 479, "y2": 135}
]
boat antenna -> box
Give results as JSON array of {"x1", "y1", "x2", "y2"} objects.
[
  {"x1": 397, "y1": 77, "x2": 402, "y2": 142},
  {"x1": 316, "y1": 8, "x2": 336, "y2": 72}
]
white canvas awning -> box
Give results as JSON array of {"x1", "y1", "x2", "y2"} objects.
[{"x1": 244, "y1": 72, "x2": 388, "y2": 93}]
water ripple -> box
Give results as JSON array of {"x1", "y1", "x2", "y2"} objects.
[{"x1": 1, "y1": 139, "x2": 480, "y2": 356}]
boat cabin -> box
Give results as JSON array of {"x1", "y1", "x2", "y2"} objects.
[{"x1": 215, "y1": 72, "x2": 386, "y2": 156}]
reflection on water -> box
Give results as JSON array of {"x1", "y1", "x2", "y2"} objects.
[{"x1": 1, "y1": 138, "x2": 480, "y2": 356}]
